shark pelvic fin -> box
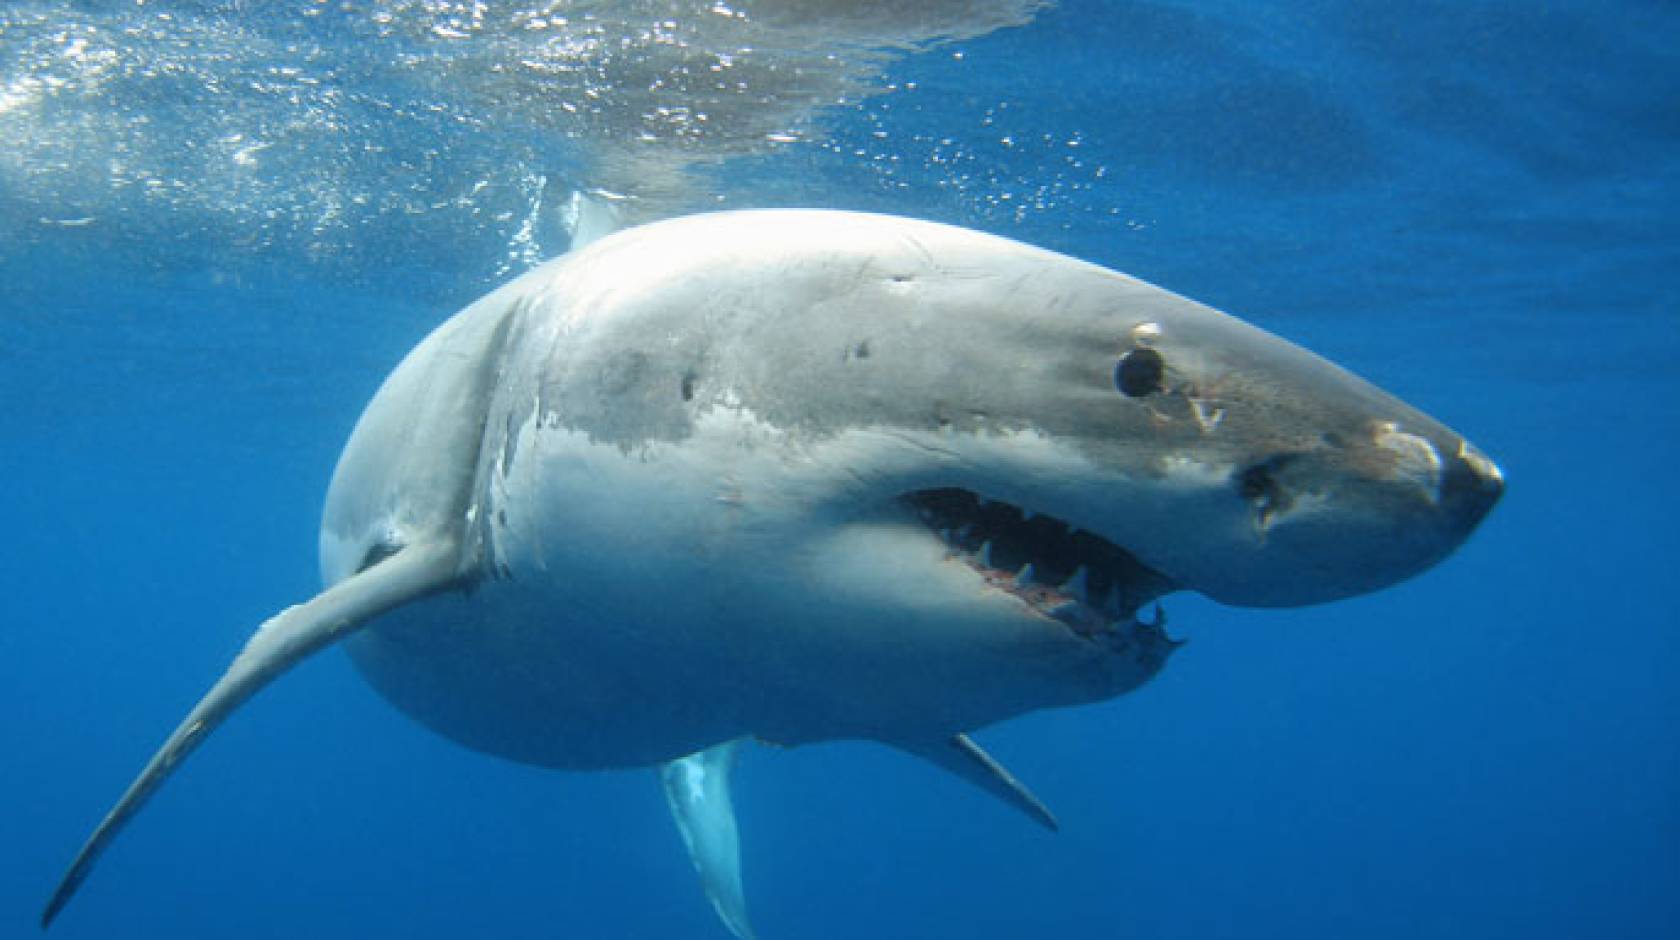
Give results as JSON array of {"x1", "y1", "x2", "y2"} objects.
[
  {"x1": 41, "y1": 538, "x2": 464, "y2": 928},
  {"x1": 899, "y1": 734, "x2": 1060, "y2": 832},
  {"x1": 661, "y1": 739, "x2": 756, "y2": 940}
]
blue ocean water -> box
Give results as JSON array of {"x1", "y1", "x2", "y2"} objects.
[{"x1": 2, "y1": 2, "x2": 1676, "y2": 938}]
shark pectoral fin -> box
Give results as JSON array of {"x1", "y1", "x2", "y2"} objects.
[
  {"x1": 41, "y1": 539, "x2": 463, "y2": 928},
  {"x1": 660, "y1": 739, "x2": 756, "y2": 940},
  {"x1": 896, "y1": 734, "x2": 1060, "y2": 832}
]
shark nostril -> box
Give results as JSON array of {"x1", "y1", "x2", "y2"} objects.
[
  {"x1": 1237, "y1": 464, "x2": 1272, "y2": 500},
  {"x1": 1234, "y1": 456, "x2": 1299, "y2": 533},
  {"x1": 1236, "y1": 454, "x2": 1297, "y2": 500}
]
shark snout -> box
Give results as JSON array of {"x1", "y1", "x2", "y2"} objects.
[
  {"x1": 1439, "y1": 439, "x2": 1504, "y2": 537},
  {"x1": 1190, "y1": 425, "x2": 1502, "y2": 609}
]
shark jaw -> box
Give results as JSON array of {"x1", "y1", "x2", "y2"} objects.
[{"x1": 898, "y1": 487, "x2": 1183, "y2": 654}]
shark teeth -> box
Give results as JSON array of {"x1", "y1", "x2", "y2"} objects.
[
  {"x1": 901, "y1": 487, "x2": 1177, "y2": 648},
  {"x1": 1059, "y1": 565, "x2": 1089, "y2": 602},
  {"x1": 1137, "y1": 603, "x2": 1186, "y2": 646},
  {"x1": 1046, "y1": 601, "x2": 1083, "y2": 622},
  {"x1": 1140, "y1": 603, "x2": 1166, "y2": 629}
]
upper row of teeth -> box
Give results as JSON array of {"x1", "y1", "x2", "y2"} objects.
[
  {"x1": 918, "y1": 501, "x2": 1173, "y2": 642},
  {"x1": 956, "y1": 539, "x2": 1131, "y2": 618},
  {"x1": 943, "y1": 533, "x2": 1171, "y2": 635}
]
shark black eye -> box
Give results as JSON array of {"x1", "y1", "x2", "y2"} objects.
[{"x1": 1114, "y1": 348, "x2": 1165, "y2": 398}]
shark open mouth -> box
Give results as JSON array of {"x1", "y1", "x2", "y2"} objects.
[{"x1": 901, "y1": 488, "x2": 1178, "y2": 644}]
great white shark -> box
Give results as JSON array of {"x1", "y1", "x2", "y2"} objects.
[{"x1": 43, "y1": 209, "x2": 1502, "y2": 937}]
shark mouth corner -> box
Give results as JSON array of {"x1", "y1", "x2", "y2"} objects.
[{"x1": 900, "y1": 488, "x2": 1181, "y2": 646}]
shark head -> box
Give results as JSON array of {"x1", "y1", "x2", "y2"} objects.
[
  {"x1": 456, "y1": 210, "x2": 1504, "y2": 741},
  {"x1": 798, "y1": 259, "x2": 1507, "y2": 615}
]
